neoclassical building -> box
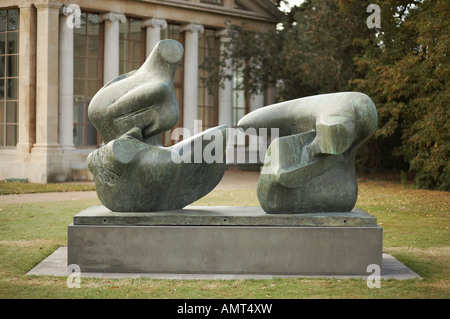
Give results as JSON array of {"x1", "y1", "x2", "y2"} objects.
[{"x1": 0, "y1": 0, "x2": 283, "y2": 183}]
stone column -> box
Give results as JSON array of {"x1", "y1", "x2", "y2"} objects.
[
  {"x1": 33, "y1": 2, "x2": 61, "y2": 149},
  {"x1": 142, "y1": 18, "x2": 167, "y2": 57},
  {"x1": 100, "y1": 12, "x2": 126, "y2": 84},
  {"x1": 215, "y1": 29, "x2": 233, "y2": 129},
  {"x1": 249, "y1": 92, "x2": 265, "y2": 163},
  {"x1": 17, "y1": 4, "x2": 36, "y2": 153},
  {"x1": 58, "y1": 5, "x2": 76, "y2": 148},
  {"x1": 216, "y1": 29, "x2": 235, "y2": 163},
  {"x1": 181, "y1": 23, "x2": 204, "y2": 135}
]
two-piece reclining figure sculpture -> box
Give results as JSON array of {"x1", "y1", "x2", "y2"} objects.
[{"x1": 87, "y1": 40, "x2": 378, "y2": 214}]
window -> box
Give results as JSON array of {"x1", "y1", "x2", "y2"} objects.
[
  {"x1": 73, "y1": 13, "x2": 102, "y2": 146},
  {"x1": 160, "y1": 24, "x2": 183, "y2": 107},
  {"x1": 201, "y1": 0, "x2": 223, "y2": 5},
  {"x1": 232, "y1": 66, "x2": 251, "y2": 146},
  {"x1": 198, "y1": 29, "x2": 218, "y2": 131},
  {"x1": 0, "y1": 8, "x2": 19, "y2": 147},
  {"x1": 160, "y1": 23, "x2": 184, "y2": 146},
  {"x1": 232, "y1": 67, "x2": 246, "y2": 128},
  {"x1": 119, "y1": 18, "x2": 144, "y2": 74}
]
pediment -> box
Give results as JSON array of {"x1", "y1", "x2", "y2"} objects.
[{"x1": 234, "y1": 0, "x2": 285, "y2": 21}]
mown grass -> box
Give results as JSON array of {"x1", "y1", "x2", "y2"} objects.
[
  {"x1": 0, "y1": 180, "x2": 95, "y2": 195},
  {"x1": 0, "y1": 175, "x2": 449, "y2": 299}
]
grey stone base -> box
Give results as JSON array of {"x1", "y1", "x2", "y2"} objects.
[
  {"x1": 73, "y1": 205, "x2": 379, "y2": 227},
  {"x1": 68, "y1": 206, "x2": 383, "y2": 276},
  {"x1": 29, "y1": 247, "x2": 421, "y2": 280}
]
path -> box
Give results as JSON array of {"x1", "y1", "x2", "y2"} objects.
[{"x1": 0, "y1": 169, "x2": 260, "y2": 205}]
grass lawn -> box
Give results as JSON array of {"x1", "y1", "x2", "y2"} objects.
[
  {"x1": 0, "y1": 180, "x2": 95, "y2": 195},
  {"x1": 0, "y1": 174, "x2": 449, "y2": 299}
]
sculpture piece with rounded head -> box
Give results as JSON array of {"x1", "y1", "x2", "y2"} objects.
[{"x1": 88, "y1": 39, "x2": 184, "y2": 145}]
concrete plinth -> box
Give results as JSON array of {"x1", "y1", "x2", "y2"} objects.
[{"x1": 67, "y1": 206, "x2": 382, "y2": 276}]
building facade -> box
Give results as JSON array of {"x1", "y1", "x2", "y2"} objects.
[{"x1": 0, "y1": 0, "x2": 282, "y2": 183}]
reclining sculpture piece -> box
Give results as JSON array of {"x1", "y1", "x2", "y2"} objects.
[
  {"x1": 238, "y1": 92, "x2": 378, "y2": 214},
  {"x1": 87, "y1": 40, "x2": 227, "y2": 212}
]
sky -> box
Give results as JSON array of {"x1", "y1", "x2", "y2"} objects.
[{"x1": 279, "y1": 0, "x2": 305, "y2": 12}]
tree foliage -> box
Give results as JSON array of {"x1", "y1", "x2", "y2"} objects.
[
  {"x1": 200, "y1": 21, "x2": 283, "y2": 100},
  {"x1": 351, "y1": 0, "x2": 449, "y2": 190},
  {"x1": 278, "y1": 0, "x2": 372, "y2": 100}
]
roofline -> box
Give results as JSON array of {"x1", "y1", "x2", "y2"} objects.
[
  {"x1": 143, "y1": 0, "x2": 286, "y2": 25},
  {"x1": 256, "y1": 0, "x2": 288, "y2": 21}
]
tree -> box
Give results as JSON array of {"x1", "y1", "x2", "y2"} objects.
[
  {"x1": 352, "y1": 0, "x2": 450, "y2": 190},
  {"x1": 201, "y1": 0, "x2": 372, "y2": 101},
  {"x1": 200, "y1": 21, "x2": 283, "y2": 101},
  {"x1": 277, "y1": 0, "x2": 372, "y2": 100}
]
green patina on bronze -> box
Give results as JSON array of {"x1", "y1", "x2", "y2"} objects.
[
  {"x1": 87, "y1": 40, "x2": 227, "y2": 212},
  {"x1": 238, "y1": 92, "x2": 378, "y2": 214}
]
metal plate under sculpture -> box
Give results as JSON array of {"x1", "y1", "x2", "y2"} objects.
[
  {"x1": 238, "y1": 92, "x2": 378, "y2": 214},
  {"x1": 87, "y1": 40, "x2": 227, "y2": 212}
]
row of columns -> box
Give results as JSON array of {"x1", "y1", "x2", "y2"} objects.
[{"x1": 18, "y1": 3, "x2": 260, "y2": 154}]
